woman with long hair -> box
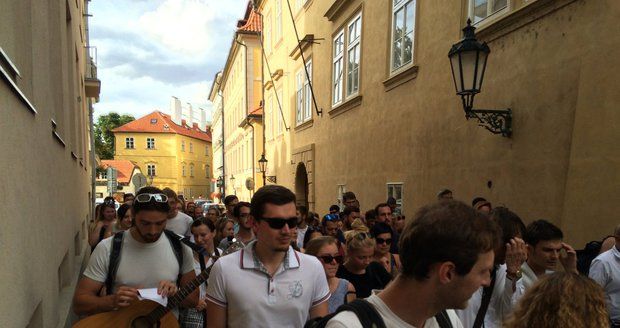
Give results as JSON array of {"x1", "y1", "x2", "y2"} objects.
[
  {"x1": 305, "y1": 236, "x2": 356, "y2": 313},
  {"x1": 115, "y1": 203, "x2": 132, "y2": 231},
  {"x1": 505, "y1": 272, "x2": 608, "y2": 328},
  {"x1": 370, "y1": 222, "x2": 401, "y2": 277},
  {"x1": 214, "y1": 217, "x2": 234, "y2": 249},
  {"x1": 89, "y1": 202, "x2": 116, "y2": 252}
]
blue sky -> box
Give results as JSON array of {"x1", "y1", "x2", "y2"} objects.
[{"x1": 90, "y1": 0, "x2": 248, "y2": 121}]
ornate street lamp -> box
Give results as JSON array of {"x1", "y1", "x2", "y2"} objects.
[
  {"x1": 258, "y1": 154, "x2": 267, "y2": 186},
  {"x1": 449, "y1": 19, "x2": 512, "y2": 137}
]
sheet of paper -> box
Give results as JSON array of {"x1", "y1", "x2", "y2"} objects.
[{"x1": 138, "y1": 288, "x2": 168, "y2": 307}]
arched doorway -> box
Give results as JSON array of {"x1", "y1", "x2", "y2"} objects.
[{"x1": 295, "y1": 163, "x2": 309, "y2": 208}]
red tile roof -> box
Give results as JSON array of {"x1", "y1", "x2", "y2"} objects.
[
  {"x1": 112, "y1": 111, "x2": 212, "y2": 142},
  {"x1": 100, "y1": 160, "x2": 138, "y2": 184},
  {"x1": 237, "y1": 8, "x2": 261, "y2": 33}
]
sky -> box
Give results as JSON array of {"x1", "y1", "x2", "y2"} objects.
[{"x1": 89, "y1": 0, "x2": 248, "y2": 122}]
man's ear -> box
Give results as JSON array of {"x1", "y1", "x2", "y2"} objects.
[
  {"x1": 250, "y1": 216, "x2": 259, "y2": 233},
  {"x1": 437, "y1": 261, "x2": 456, "y2": 284},
  {"x1": 526, "y1": 244, "x2": 534, "y2": 257}
]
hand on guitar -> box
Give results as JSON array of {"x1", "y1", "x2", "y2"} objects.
[
  {"x1": 157, "y1": 280, "x2": 178, "y2": 298},
  {"x1": 113, "y1": 286, "x2": 140, "y2": 310},
  {"x1": 196, "y1": 298, "x2": 207, "y2": 311}
]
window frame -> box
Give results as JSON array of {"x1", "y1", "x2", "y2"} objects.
[
  {"x1": 181, "y1": 140, "x2": 185, "y2": 152},
  {"x1": 390, "y1": 0, "x2": 417, "y2": 73},
  {"x1": 331, "y1": 12, "x2": 363, "y2": 107},
  {"x1": 275, "y1": 0, "x2": 282, "y2": 44},
  {"x1": 468, "y1": 0, "x2": 510, "y2": 25},
  {"x1": 147, "y1": 164, "x2": 156, "y2": 177},
  {"x1": 190, "y1": 163, "x2": 194, "y2": 177},
  {"x1": 146, "y1": 137, "x2": 155, "y2": 149},
  {"x1": 387, "y1": 182, "x2": 404, "y2": 214},
  {"x1": 125, "y1": 137, "x2": 134, "y2": 149},
  {"x1": 295, "y1": 58, "x2": 313, "y2": 125},
  {"x1": 189, "y1": 142, "x2": 193, "y2": 153}
]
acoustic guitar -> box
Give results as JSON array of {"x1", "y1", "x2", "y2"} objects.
[{"x1": 73, "y1": 257, "x2": 217, "y2": 328}]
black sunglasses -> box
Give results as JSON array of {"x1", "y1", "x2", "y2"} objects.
[
  {"x1": 317, "y1": 254, "x2": 343, "y2": 264},
  {"x1": 260, "y1": 217, "x2": 298, "y2": 230},
  {"x1": 376, "y1": 237, "x2": 393, "y2": 245}
]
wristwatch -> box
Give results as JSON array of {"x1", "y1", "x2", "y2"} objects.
[{"x1": 506, "y1": 269, "x2": 522, "y2": 281}]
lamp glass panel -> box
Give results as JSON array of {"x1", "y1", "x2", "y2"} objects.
[
  {"x1": 449, "y1": 54, "x2": 462, "y2": 93},
  {"x1": 460, "y1": 50, "x2": 478, "y2": 93},
  {"x1": 475, "y1": 50, "x2": 488, "y2": 90}
]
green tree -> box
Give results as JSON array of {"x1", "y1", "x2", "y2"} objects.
[{"x1": 94, "y1": 112, "x2": 135, "y2": 159}]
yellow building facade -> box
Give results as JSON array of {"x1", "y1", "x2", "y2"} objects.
[
  {"x1": 253, "y1": 0, "x2": 620, "y2": 247},
  {"x1": 113, "y1": 107, "x2": 212, "y2": 199},
  {"x1": 215, "y1": 4, "x2": 265, "y2": 202}
]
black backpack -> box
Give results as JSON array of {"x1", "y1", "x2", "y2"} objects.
[
  {"x1": 104, "y1": 229, "x2": 184, "y2": 295},
  {"x1": 304, "y1": 299, "x2": 453, "y2": 328}
]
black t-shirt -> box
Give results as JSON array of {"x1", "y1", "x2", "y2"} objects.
[{"x1": 336, "y1": 261, "x2": 392, "y2": 298}]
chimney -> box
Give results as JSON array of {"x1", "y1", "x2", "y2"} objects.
[
  {"x1": 170, "y1": 96, "x2": 182, "y2": 126},
  {"x1": 200, "y1": 108, "x2": 206, "y2": 132},
  {"x1": 187, "y1": 103, "x2": 194, "y2": 127}
]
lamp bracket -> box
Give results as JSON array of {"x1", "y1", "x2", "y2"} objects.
[
  {"x1": 266, "y1": 176, "x2": 277, "y2": 183},
  {"x1": 466, "y1": 108, "x2": 512, "y2": 137}
]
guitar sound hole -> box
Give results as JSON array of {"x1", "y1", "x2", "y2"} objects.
[{"x1": 131, "y1": 316, "x2": 159, "y2": 328}]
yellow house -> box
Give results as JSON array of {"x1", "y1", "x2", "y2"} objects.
[
  {"x1": 113, "y1": 103, "x2": 212, "y2": 199},
  {"x1": 216, "y1": 3, "x2": 265, "y2": 201}
]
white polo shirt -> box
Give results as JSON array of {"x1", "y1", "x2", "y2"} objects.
[
  {"x1": 206, "y1": 241, "x2": 330, "y2": 327},
  {"x1": 589, "y1": 246, "x2": 620, "y2": 323}
]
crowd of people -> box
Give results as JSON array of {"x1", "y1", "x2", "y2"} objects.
[{"x1": 74, "y1": 186, "x2": 619, "y2": 328}]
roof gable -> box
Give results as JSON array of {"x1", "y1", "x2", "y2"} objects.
[{"x1": 113, "y1": 111, "x2": 212, "y2": 142}]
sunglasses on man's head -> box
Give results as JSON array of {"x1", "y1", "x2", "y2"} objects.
[
  {"x1": 317, "y1": 254, "x2": 343, "y2": 264},
  {"x1": 135, "y1": 193, "x2": 168, "y2": 203},
  {"x1": 376, "y1": 237, "x2": 393, "y2": 245},
  {"x1": 260, "y1": 217, "x2": 298, "y2": 230},
  {"x1": 354, "y1": 232, "x2": 369, "y2": 240}
]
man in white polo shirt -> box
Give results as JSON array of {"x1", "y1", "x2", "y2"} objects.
[
  {"x1": 206, "y1": 185, "x2": 330, "y2": 327},
  {"x1": 590, "y1": 224, "x2": 620, "y2": 327}
]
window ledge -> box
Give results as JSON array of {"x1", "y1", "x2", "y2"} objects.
[
  {"x1": 328, "y1": 95, "x2": 363, "y2": 118},
  {"x1": 383, "y1": 65, "x2": 419, "y2": 92},
  {"x1": 1, "y1": 63, "x2": 37, "y2": 115},
  {"x1": 475, "y1": 0, "x2": 578, "y2": 42},
  {"x1": 324, "y1": 0, "x2": 352, "y2": 22},
  {"x1": 71, "y1": 152, "x2": 78, "y2": 160},
  {"x1": 294, "y1": 119, "x2": 314, "y2": 132}
]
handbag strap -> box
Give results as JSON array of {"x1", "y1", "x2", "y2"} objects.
[{"x1": 473, "y1": 266, "x2": 497, "y2": 328}]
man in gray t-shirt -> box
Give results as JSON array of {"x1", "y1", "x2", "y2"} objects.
[
  {"x1": 162, "y1": 187, "x2": 193, "y2": 237},
  {"x1": 73, "y1": 187, "x2": 198, "y2": 319}
]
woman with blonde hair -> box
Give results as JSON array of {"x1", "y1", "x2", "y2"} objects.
[
  {"x1": 214, "y1": 217, "x2": 234, "y2": 249},
  {"x1": 336, "y1": 231, "x2": 392, "y2": 298},
  {"x1": 505, "y1": 272, "x2": 608, "y2": 328}
]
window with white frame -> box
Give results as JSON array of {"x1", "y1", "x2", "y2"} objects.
[
  {"x1": 387, "y1": 183, "x2": 403, "y2": 215},
  {"x1": 296, "y1": 59, "x2": 313, "y2": 125},
  {"x1": 147, "y1": 164, "x2": 156, "y2": 177},
  {"x1": 190, "y1": 163, "x2": 194, "y2": 177},
  {"x1": 189, "y1": 142, "x2": 193, "y2": 153},
  {"x1": 205, "y1": 145, "x2": 209, "y2": 156},
  {"x1": 337, "y1": 184, "x2": 346, "y2": 206},
  {"x1": 275, "y1": 0, "x2": 282, "y2": 43},
  {"x1": 469, "y1": 0, "x2": 508, "y2": 24},
  {"x1": 391, "y1": 0, "x2": 416, "y2": 72},
  {"x1": 125, "y1": 137, "x2": 134, "y2": 149},
  {"x1": 181, "y1": 140, "x2": 185, "y2": 152},
  {"x1": 146, "y1": 137, "x2": 155, "y2": 149},
  {"x1": 264, "y1": 12, "x2": 272, "y2": 54},
  {"x1": 332, "y1": 13, "x2": 362, "y2": 106},
  {"x1": 182, "y1": 164, "x2": 186, "y2": 177},
  {"x1": 276, "y1": 87, "x2": 284, "y2": 135}
]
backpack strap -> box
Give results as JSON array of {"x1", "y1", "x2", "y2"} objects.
[
  {"x1": 473, "y1": 265, "x2": 497, "y2": 328},
  {"x1": 434, "y1": 310, "x2": 454, "y2": 328},
  {"x1": 105, "y1": 231, "x2": 125, "y2": 295},
  {"x1": 338, "y1": 299, "x2": 386, "y2": 328},
  {"x1": 163, "y1": 230, "x2": 184, "y2": 286}
]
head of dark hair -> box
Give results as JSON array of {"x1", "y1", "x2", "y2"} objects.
[
  {"x1": 233, "y1": 201, "x2": 251, "y2": 218},
  {"x1": 191, "y1": 218, "x2": 215, "y2": 232},
  {"x1": 297, "y1": 205, "x2": 309, "y2": 217},
  {"x1": 132, "y1": 186, "x2": 171, "y2": 216},
  {"x1": 370, "y1": 222, "x2": 393, "y2": 237},
  {"x1": 117, "y1": 203, "x2": 131, "y2": 220},
  {"x1": 342, "y1": 191, "x2": 357, "y2": 202},
  {"x1": 374, "y1": 203, "x2": 391, "y2": 215},
  {"x1": 437, "y1": 189, "x2": 452, "y2": 199},
  {"x1": 98, "y1": 203, "x2": 116, "y2": 221},
  {"x1": 365, "y1": 209, "x2": 377, "y2": 222},
  {"x1": 399, "y1": 200, "x2": 500, "y2": 280},
  {"x1": 123, "y1": 193, "x2": 134, "y2": 201},
  {"x1": 161, "y1": 187, "x2": 178, "y2": 203},
  {"x1": 524, "y1": 219, "x2": 563, "y2": 247},
  {"x1": 329, "y1": 205, "x2": 340, "y2": 212},
  {"x1": 303, "y1": 227, "x2": 323, "y2": 248},
  {"x1": 472, "y1": 197, "x2": 487, "y2": 207},
  {"x1": 491, "y1": 207, "x2": 526, "y2": 244},
  {"x1": 386, "y1": 197, "x2": 397, "y2": 205},
  {"x1": 250, "y1": 185, "x2": 296, "y2": 220},
  {"x1": 224, "y1": 195, "x2": 239, "y2": 206},
  {"x1": 343, "y1": 205, "x2": 360, "y2": 217}
]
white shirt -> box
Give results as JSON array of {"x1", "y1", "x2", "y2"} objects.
[
  {"x1": 297, "y1": 225, "x2": 309, "y2": 249},
  {"x1": 326, "y1": 294, "x2": 463, "y2": 328},
  {"x1": 166, "y1": 212, "x2": 193, "y2": 237},
  {"x1": 589, "y1": 246, "x2": 620, "y2": 323},
  {"x1": 456, "y1": 264, "x2": 515, "y2": 328},
  {"x1": 206, "y1": 241, "x2": 330, "y2": 327},
  {"x1": 513, "y1": 262, "x2": 553, "y2": 304}
]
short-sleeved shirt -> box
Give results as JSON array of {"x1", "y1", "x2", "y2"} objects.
[
  {"x1": 336, "y1": 262, "x2": 392, "y2": 298},
  {"x1": 166, "y1": 212, "x2": 194, "y2": 237},
  {"x1": 326, "y1": 294, "x2": 464, "y2": 328},
  {"x1": 206, "y1": 241, "x2": 330, "y2": 327},
  {"x1": 83, "y1": 230, "x2": 194, "y2": 293},
  {"x1": 589, "y1": 246, "x2": 620, "y2": 323}
]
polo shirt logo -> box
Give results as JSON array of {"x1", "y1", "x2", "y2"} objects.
[{"x1": 288, "y1": 280, "x2": 303, "y2": 299}]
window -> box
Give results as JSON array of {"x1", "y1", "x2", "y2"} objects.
[
  {"x1": 189, "y1": 142, "x2": 193, "y2": 153},
  {"x1": 205, "y1": 145, "x2": 209, "y2": 156},
  {"x1": 264, "y1": 12, "x2": 272, "y2": 54},
  {"x1": 147, "y1": 138, "x2": 155, "y2": 149},
  {"x1": 182, "y1": 164, "x2": 186, "y2": 177},
  {"x1": 125, "y1": 137, "x2": 134, "y2": 149},
  {"x1": 469, "y1": 0, "x2": 508, "y2": 24},
  {"x1": 387, "y1": 183, "x2": 404, "y2": 215},
  {"x1": 391, "y1": 0, "x2": 416, "y2": 72},
  {"x1": 296, "y1": 0, "x2": 309, "y2": 11},
  {"x1": 150, "y1": 118, "x2": 158, "y2": 124},
  {"x1": 332, "y1": 13, "x2": 362, "y2": 106},
  {"x1": 296, "y1": 59, "x2": 313, "y2": 125},
  {"x1": 190, "y1": 164, "x2": 194, "y2": 177},
  {"x1": 275, "y1": 0, "x2": 282, "y2": 43},
  {"x1": 276, "y1": 87, "x2": 284, "y2": 135},
  {"x1": 181, "y1": 140, "x2": 185, "y2": 152},
  {"x1": 147, "y1": 164, "x2": 156, "y2": 177},
  {"x1": 337, "y1": 185, "x2": 346, "y2": 206}
]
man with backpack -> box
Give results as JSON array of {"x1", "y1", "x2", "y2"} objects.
[
  {"x1": 319, "y1": 201, "x2": 500, "y2": 328},
  {"x1": 72, "y1": 186, "x2": 198, "y2": 317}
]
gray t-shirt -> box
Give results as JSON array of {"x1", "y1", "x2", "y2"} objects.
[
  {"x1": 166, "y1": 212, "x2": 193, "y2": 237},
  {"x1": 84, "y1": 230, "x2": 194, "y2": 293}
]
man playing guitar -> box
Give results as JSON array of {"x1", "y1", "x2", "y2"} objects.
[{"x1": 72, "y1": 186, "x2": 198, "y2": 322}]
